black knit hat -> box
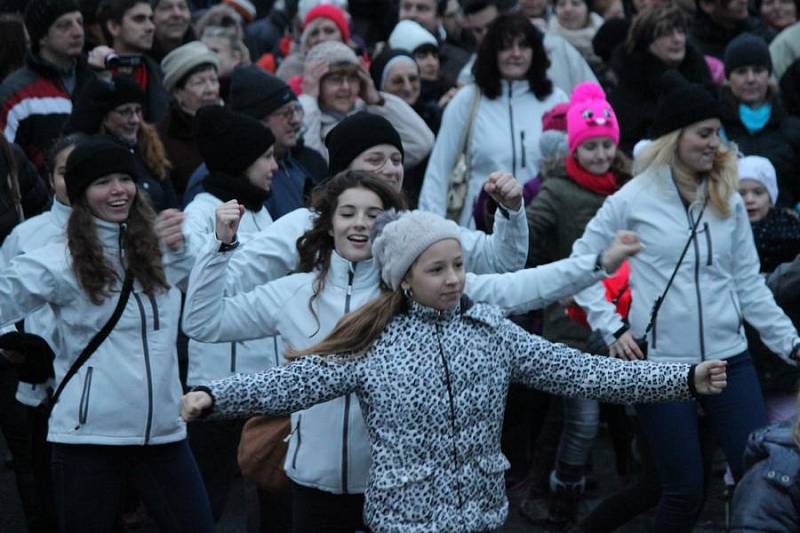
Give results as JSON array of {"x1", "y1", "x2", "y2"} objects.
[
  {"x1": 325, "y1": 112, "x2": 404, "y2": 175},
  {"x1": 369, "y1": 49, "x2": 418, "y2": 91},
  {"x1": 66, "y1": 77, "x2": 146, "y2": 134},
  {"x1": 723, "y1": 32, "x2": 772, "y2": 77},
  {"x1": 649, "y1": 71, "x2": 722, "y2": 139},
  {"x1": 65, "y1": 136, "x2": 137, "y2": 203},
  {"x1": 194, "y1": 106, "x2": 275, "y2": 176},
  {"x1": 25, "y1": 0, "x2": 80, "y2": 53},
  {"x1": 229, "y1": 65, "x2": 297, "y2": 120}
]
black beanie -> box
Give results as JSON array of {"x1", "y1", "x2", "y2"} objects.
[
  {"x1": 65, "y1": 136, "x2": 137, "y2": 204},
  {"x1": 649, "y1": 71, "x2": 722, "y2": 139},
  {"x1": 592, "y1": 18, "x2": 629, "y2": 65},
  {"x1": 369, "y1": 49, "x2": 418, "y2": 91},
  {"x1": 723, "y1": 32, "x2": 772, "y2": 77},
  {"x1": 25, "y1": 0, "x2": 80, "y2": 53},
  {"x1": 229, "y1": 65, "x2": 297, "y2": 120},
  {"x1": 67, "y1": 77, "x2": 146, "y2": 134},
  {"x1": 194, "y1": 106, "x2": 275, "y2": 176},
  {"x1": 325, "y1": 112, "x2": 404, "y2": 175}
]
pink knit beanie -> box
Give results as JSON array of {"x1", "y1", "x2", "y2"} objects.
[{"x1": 566, "y1": 82, "x2": 620, "y2": 154}]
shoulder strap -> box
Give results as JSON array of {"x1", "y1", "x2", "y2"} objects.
[
  {"x1": 643, "y1": 199, "x2": 708, "y2": 337},
  {"x1": 455, "y1": 85, "x2": 481, "y2": 161},
  {"x1": 49, "y1": 271, "x2": 134, "y2": 409}
]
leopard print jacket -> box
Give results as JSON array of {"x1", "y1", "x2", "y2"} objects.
[{"x1": 206, "y1": 298, "x2": 693, "y2": 532}]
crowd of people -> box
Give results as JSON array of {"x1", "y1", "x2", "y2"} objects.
[{"x1": 0, "y1": 0, "x2": 799, "y2": 532}]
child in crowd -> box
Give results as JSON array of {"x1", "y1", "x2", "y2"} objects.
[{"x1": 182, "y1": 207, "x2": 727, "y2": 533}]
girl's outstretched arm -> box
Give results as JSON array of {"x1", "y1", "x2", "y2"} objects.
[
  {"x1": 182, "y1": 354, "x2": 363, "y2": 421},
  {"x1": 500, "y1": 318, "x2": 726, "y2": 403}
]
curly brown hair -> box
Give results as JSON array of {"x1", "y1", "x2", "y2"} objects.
[
  {"x1": 296, "y1": 170, "x2": 408, "y2": 332},
  {"x1": 67, "y1": 192, "x2": 169, "y2": 304}
]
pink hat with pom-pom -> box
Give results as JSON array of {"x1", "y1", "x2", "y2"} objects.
[{"x1": 566, "y1": 82, "x2": 620, "y2": 154}]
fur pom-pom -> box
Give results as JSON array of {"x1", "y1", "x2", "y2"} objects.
[
  {"x1": 570, "y1": 81, "x2": 607, "y2": 103},
  {"x1": 370, "y1": 208, "x2": 408, "y2": 242}
]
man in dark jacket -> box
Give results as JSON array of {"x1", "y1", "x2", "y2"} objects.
[
  {"x1": 96, "y1": 0, "x2": 170, "y2": 122},
  {"x1": 690, "y1": 0, "x2": 776, "y2": 58},
  {"x1": 0, "y1": 0, "x2": 95, "y2": 175},
  {"x1": 182, "y1": 65, "x2": 327, "y2": 218}
]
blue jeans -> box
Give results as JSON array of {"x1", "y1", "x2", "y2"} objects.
[
  {"x1": 635, "y1": 351, "x2": 768, "y2": 532},
  {"x1": 51, "y1": 439, "x2": 214, "y2": 533}
]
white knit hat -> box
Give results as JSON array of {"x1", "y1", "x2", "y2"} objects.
[
  {"x1": 738, "y1": 155, "x2": 778, "y2": 205},
  {"x1": 371, "y1": 210, "x2": 462, "y2": 291},
  {"x1": 305, "y1": 40, "x2": 359, "y2": 68},
  {"x1": 388, "y1": 20, "x2": 438, "y2": 54},
  {"x1": 161, "y1": 41, "x2": 220, "y2": 93}
]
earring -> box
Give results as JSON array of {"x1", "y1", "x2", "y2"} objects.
[{"x1": 402, "y1": 287, "x2": 413, "y2": 299}]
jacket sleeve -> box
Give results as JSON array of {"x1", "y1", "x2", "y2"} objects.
[
  {"x1": 299, "y1": 94, "x2": 326, "y2": 161},
  {"x1": 463, "y1": 253, "x2": 605, "y2": 314},
  {"x1": 730, "y1": 200, "x2": 800, "y2": 364},
  {"x1": 418, "y1": 85, "x2": 476, "y2": 217},
  {"x1": 458, "y1": 204, "x2": 528, "y2": 274},
  {"x1": 526, "y1": 181, "x2": 559, "y2": 266},
  {"x1": 366, "y1": 92, "x2": 434, "y2": 168},
  {"x1": 497, "y1": 319, "x2": 693, "y2": 403},
  {"x1": 730, "y1": 457, "x2": 800, "y2": 533},
  {"x1": 183, "y1": 238, "x2": 291, "y2": 342},
  {"x1": 205, "y1": 354, "x2": 362, "y2": 419},
  {"x1": 571, "y1": 193, "x2": 628, "y2": 344},
  {"x1": 0, "y1": 247, "x2": 69, "y2": 327},
  {"x1": 218, "y1": 207, "x2": 312, "y2": 293},
  {"x1": 767, "y1": 255, "x2": 800, "y2": 308}
]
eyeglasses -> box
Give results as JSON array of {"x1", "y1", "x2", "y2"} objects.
[
  {"x1": 270, "y1": 102, "x2": 303, "y2": 121},
  {"x1": 111, "y1": 105, "x2": 144, "y2": 119}
]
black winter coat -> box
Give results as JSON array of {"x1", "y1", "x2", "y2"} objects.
[
  {"x1": 608, "y1": 46, "x2": 711, "y2": 156},
  {"x1": 688, "y1": 11, "x2": 776, "y2": 60},
  {"x1": 720, "y1": 88, "x2": 800, "y2": 208},
  {"x1": 0, "y1": 142, "x2": 50, "y2": 245}
]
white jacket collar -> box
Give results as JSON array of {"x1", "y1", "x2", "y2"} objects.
[
  {"x1": 50, "y1": 199, "x2": 71, "y2": 227},
  {"x1": 328, "y1": 251, "x2": 379, "y2": 288}
]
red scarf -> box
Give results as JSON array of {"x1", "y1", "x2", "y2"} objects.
[{"x1": 565, "y1": 155, "x2": 618, "y2": 197}]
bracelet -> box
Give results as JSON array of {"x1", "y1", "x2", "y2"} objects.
[{"x1": 218, "y1": 239, "x2": 239, "y2": 253}]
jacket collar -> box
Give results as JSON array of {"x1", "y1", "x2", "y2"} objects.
[
  {"x1": 406, "y1": 296, "x2": 463, "y2": 323},
  {"x1": 328, "y1": 251, "x2": 379, "y2": 289},
  {"x1": 93, "y1": 216, "x2": 127, "y2": 255},
  {"x1": 50, "y1": 199, "x2": 71, "y2": 226},
  {"x1": 501, "y1": 79, "x2": 531, "y2": 98}
]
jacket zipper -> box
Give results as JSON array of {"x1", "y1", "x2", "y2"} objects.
[
  {"x1": 730, "y1": 292, "x2": 743, "y2": 334},
  {"x1": 146, "y1": 294, "x2": 159, "y2": 330},
  {"x1": 230, "y1": 342, "x2": 237, "y2": 373},
  {"x1": 291, "y1": 415, "x2": 302, "y2": 468},
  {"x1": 685, "y1": 209, "x2": 706, "y2": 361},
  {"x1": 704, "y1": 222, "x2": 712, "y2": 266},
  {"x1": 507, "y1": 81, "x2": 517, "y2": 177},
  {"x1": 434, "y1": 322, "x2": 464, "y2": 510},
  {"x1": 273, "y1": 337, "x2": 279, "y2": 366},
  {"x1": 133, "y1": 293, "x2": 155, "y2": 444},
  {"x1": 76, "y1": 366, "x2": 94, "y2": 427},
  {"x1": 341, "y1": 264, "x2": 356, "y2": 493},
  {"x1": 520, "y1": 130, "x2": 526, "y2": 169}
]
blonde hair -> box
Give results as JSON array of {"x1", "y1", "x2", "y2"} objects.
[
  {"x1": 634, "y1": 128, "x2": 737, "y2": 217},
  {"x1": 285, "y1": 290, "x2": 407, "y2": 360}
]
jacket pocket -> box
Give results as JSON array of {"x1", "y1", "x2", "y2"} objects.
[
  {"x1": 474, "y1": 453, "x2": 510, "y2": 511},
  {"x1": 290, "y1": 415, "x2": 302, "y2": 469},
  {"x1": 729, "y1": 291, "x2": 743, "y2": 334},
  {"x1": 373, "y1": 462, "x2": 434, "y2": 523},
  {"x1": 77, "y1": 366, "x2": 94, "y2": 426}
]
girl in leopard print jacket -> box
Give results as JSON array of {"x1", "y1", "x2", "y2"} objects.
[{"x1": 184, "y1": 211, "x2": 728, "y2": 533}]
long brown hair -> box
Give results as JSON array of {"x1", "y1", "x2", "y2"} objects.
[
  {"x1": 296, "y1": 170, "x2": 407, "y2": 329},
  {"x1": 286, "y1": 289, "x2": 407, "y2": 359},
  {"x1": 99, "y1": 121, "x2": 172, "y2": 181},
  {"x1": 67, "y1": 193, "x2": 169, "y2": 304}
]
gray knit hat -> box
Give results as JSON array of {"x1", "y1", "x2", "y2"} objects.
[
  {"x1": 161, "y1": 41, "x2": 220, "y2": 92},
  {"x1": 371, "y1": 210, "x2": 462, "y2": 291},
  {"x1": 305, "y1": 40, "x2": 359, "y2": 68}
]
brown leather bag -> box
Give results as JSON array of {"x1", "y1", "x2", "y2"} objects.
[{"x1": 237, "y1": 415, "x2": 291, "y2": 493}]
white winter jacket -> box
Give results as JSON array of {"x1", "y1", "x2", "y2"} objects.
[
  {"x1": 419, "y1": 81, "x2": 568, "y2": 227},
  {"x1": 0, "y1": 217, "x2": 195, "y2": 445},
  {"x1": 184, "y1": 235, "x2": 608, "y2": 493},
  {"x1": 572, "y1": 165, "x2": 800, "y2": 364},
  {"x1": 219, "y1": 205, "x2": 529, "y2": 294},
  {"x1": 299, "y1": 91, "x2": 435, "y2": 166},
  {"x1": 0, "y1": 200, "x2": 70, "y2": 406},
  {"x1": 183, "y1": 192, "x2": 282, "y2": 385}
]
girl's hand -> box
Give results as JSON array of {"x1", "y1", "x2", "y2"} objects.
[
  {"x1": 438, "y1": 87, "x2": 458, "y2": 108},
  {"x1": 154, "y1": 209, "x2": 185, "y2": 251},
  {"x1": 483, "y1": 171, "x2": 523, "y2": 210},
  {"x1": 215, "y1": 200, "x2": 244, "y2": 245},
  {"x1": 609, "y1": 330, "x2": 645, "y2": 360},
  {"x1": 693, "y1": 360, "x2": 727, "y2": 395},
  {"x1": 357, "y1": 64, "x2": 383, "y2": 105},
  {"x1": 600, "y1": 230, "x2": 642, "y2": 273},
  {"x1": 301, "y1": 60, "x2": 328, "y2": 98},
  {"x1": 87, "y1": 45, "x2": 115, "y2": 70},
  {"x1": 181, "y1": 391, "x2": 212, "y2": 421}
]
